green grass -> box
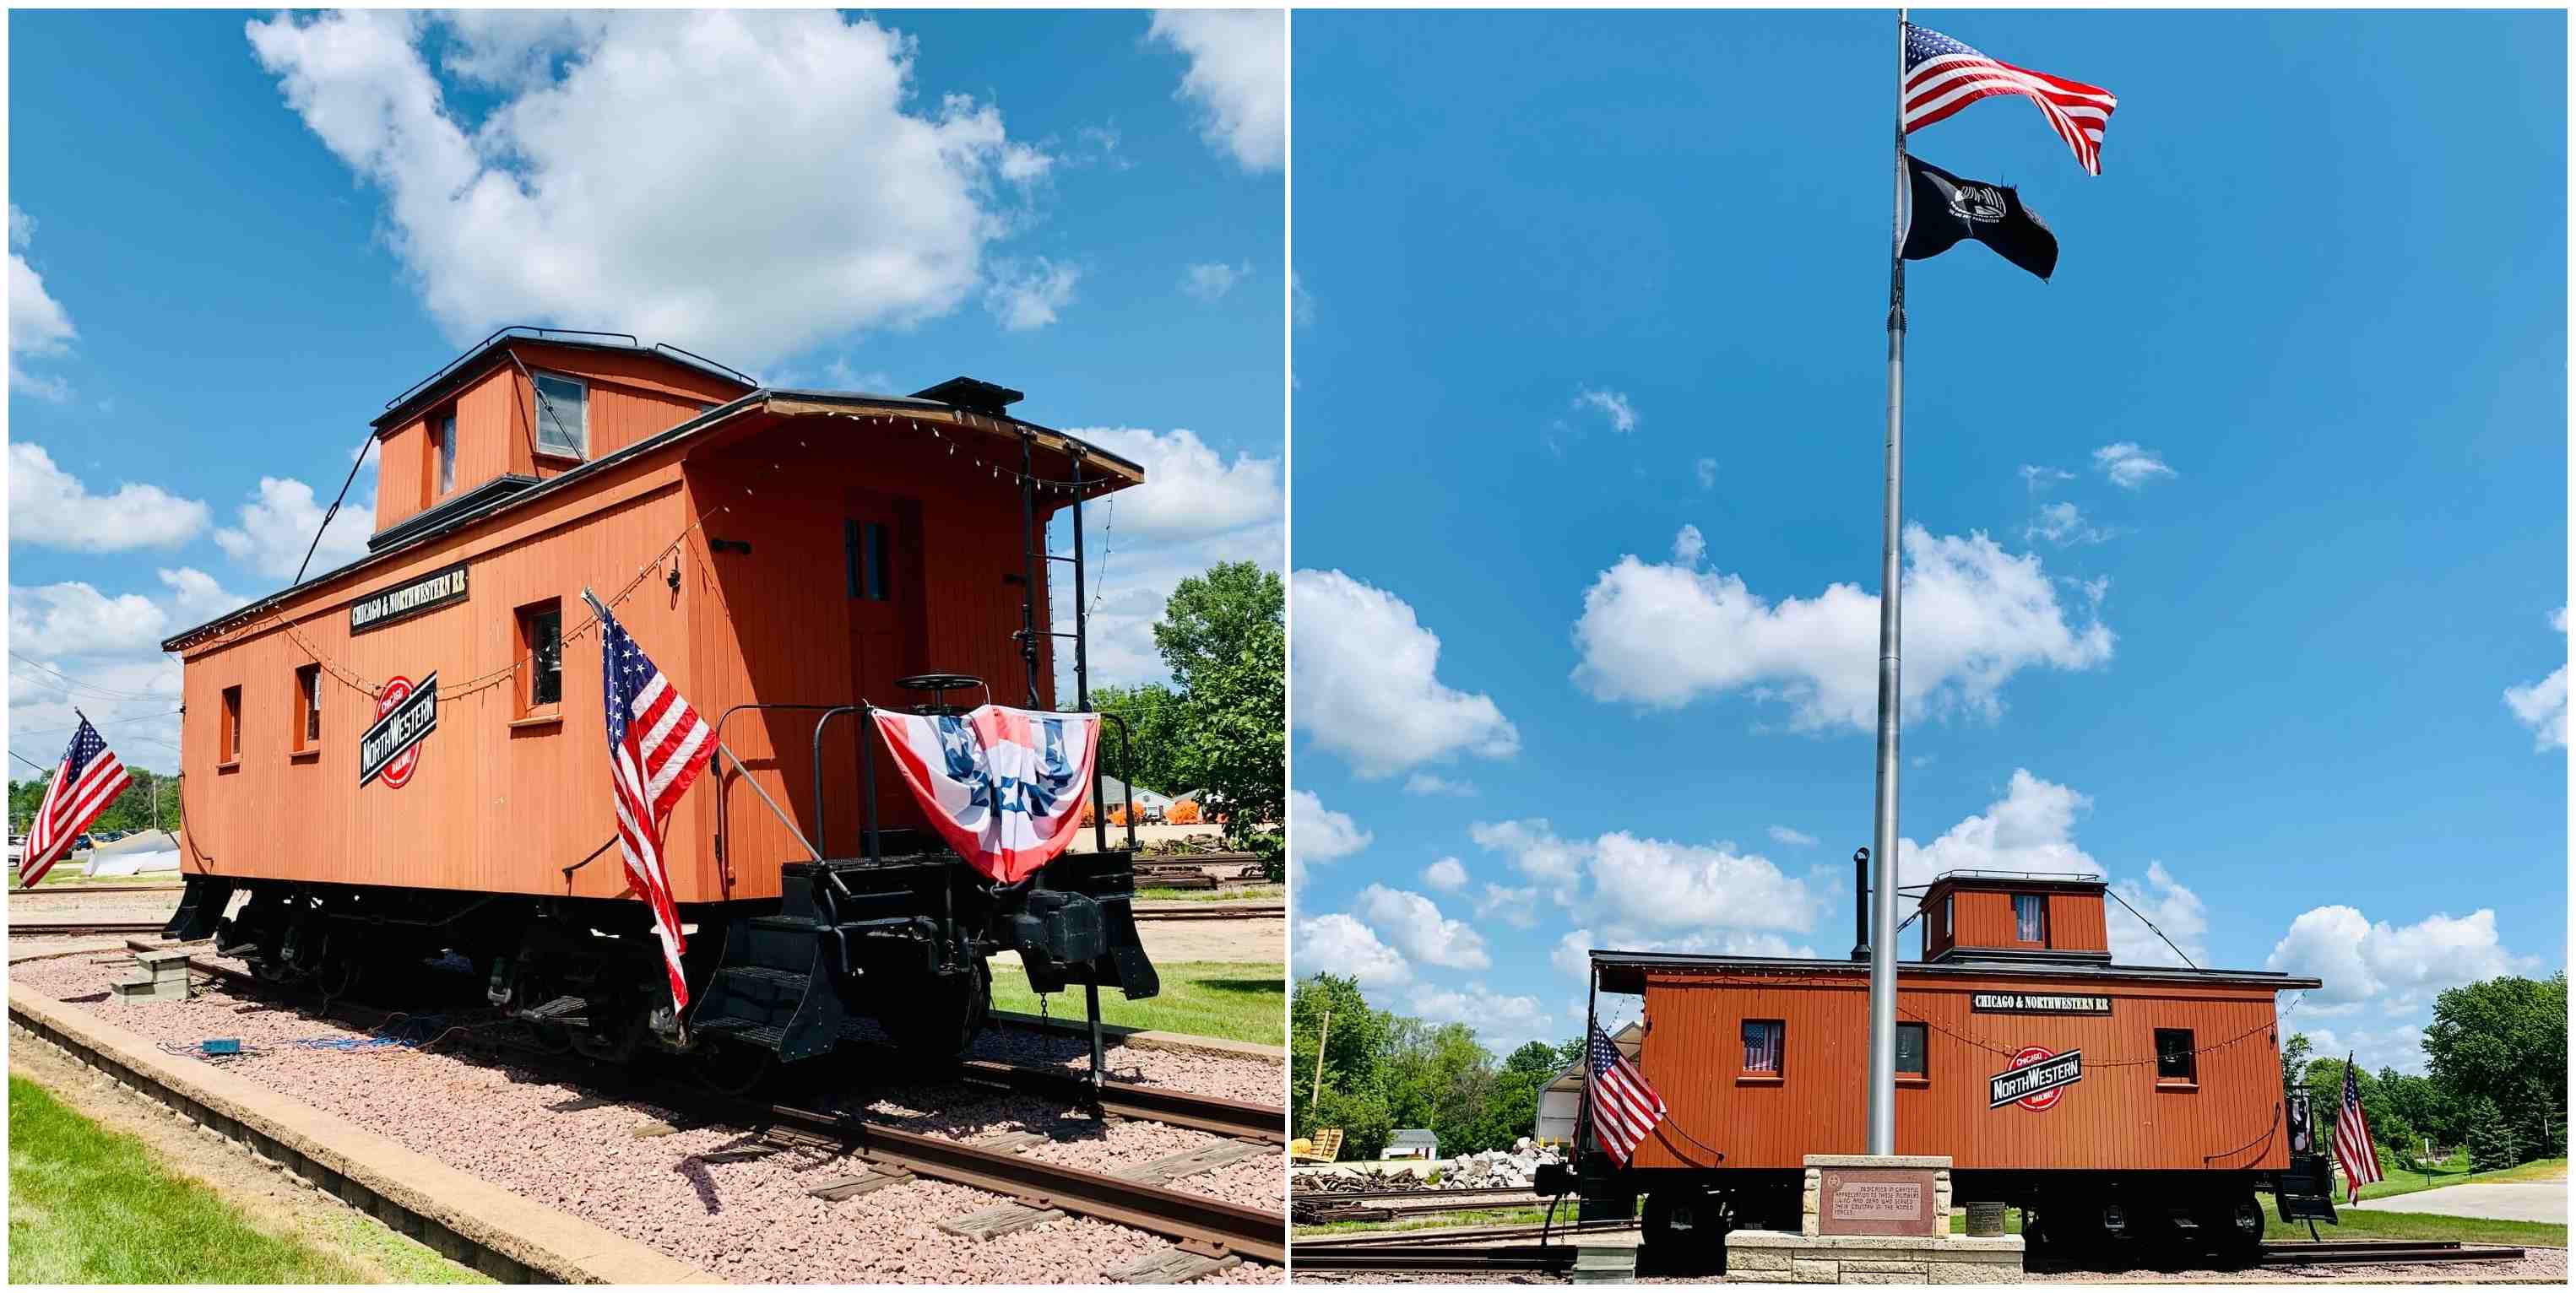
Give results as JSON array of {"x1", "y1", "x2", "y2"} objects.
[
  {"x1": 8, "y1": 1074, "x2": 485, "y2": 1284},
  {"x1": 995, "y1": 960, "x2": 1283, "y2": 1046},
  {"x1": 1134, "y1": 884, "x2": 1283, "y2": 903},
  {"x1": 2257, "y1": 1193, "x2": 2566, "y2": 1247},
  {"x1": 2346, "y1": 1154, "x2": 2565, "y2": 1204}
]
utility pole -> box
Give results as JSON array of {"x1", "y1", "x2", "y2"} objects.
[{"x1": 1310, "y1": 1009, "x2": 1332, "y2": 1106}]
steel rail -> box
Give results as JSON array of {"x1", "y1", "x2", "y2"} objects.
[
  {"x1": 757, "y1": 1103, "x2": 1283, "y2": 1263},
  {"x1": 1292, "y1": 1183, "x2": 1543, "y2": 1203},
  {"x1": 2256, "y1": 1240, "x2": 2524, "y2": 1266},
  {"x1": 176, "y1": 955, "x2": 1284, "y2": 1263},
  {"x1": 1292, "y1": 1219, "x2": 1635, "y2": 1248},
  {"x1": 1128, "y1": 903, "x2": 1283, "y2": 922},
  {"x1": 8, "y1": 920, "x2": 170, "y2": 935},
  {"x1": 952, "y1": 1056, "x2": 1286, "y2": 1144},
  {"x1": 8, "y1": 884, "x2": 186, "y2": 897}
]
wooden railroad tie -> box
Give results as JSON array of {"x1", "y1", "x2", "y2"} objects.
[{"x1": 1109, "y1": 1243, "x2": 1242, "y2": 1284}]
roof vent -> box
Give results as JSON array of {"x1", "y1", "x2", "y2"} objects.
[{"x1": 910, "y1": 376, "x2": 1024, "y2": 416}]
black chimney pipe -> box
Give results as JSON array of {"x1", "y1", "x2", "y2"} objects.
[{"x1": 1851, "y1": 847, "x2": 1871, "y2": 960}]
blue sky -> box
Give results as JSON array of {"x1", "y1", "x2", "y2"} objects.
[
  {"x1": 8, "y1": 9, "x2": 1283, "y2": 774},
  {"x1": 1289, "y1": 9, "x2": 2567, "y2": 1077}
]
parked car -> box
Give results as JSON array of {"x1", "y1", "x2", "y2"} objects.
[
  {"x1": 73, "y1": 833, "x2": 95, "y2": 852},
  {"x1": 6, "y1": 835, "x2": 23, "y2": 865}
]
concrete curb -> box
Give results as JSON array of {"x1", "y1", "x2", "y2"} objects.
[
  {"x1": 987, "y1": 1007, "x2": 1286, "y2": 1061},
  {"x1": 7, "y1": 976, "x2": 714, "y2": 1284}
]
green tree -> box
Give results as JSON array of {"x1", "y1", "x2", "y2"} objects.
[
  {"x1": 1151, "y1": 563, "x2": 1284, "y2": 851},
  {"x1": 10, "y1": 768, "x2": 182, "y2": 840},
  {"x1": 2422, "y1": 973, "x2": 2568, "y2": 1165},
  {"x1": 2375, "y1": 1070, "x2": 2461, "y2": 1157},
  {"x1": 1089, "y1": 682, "x2": 1186, "y2": 796},
  {"x1": 2280, "y1": 1031, "x2": 2315, "y2": 1097},
  {"x1": 2464, "y1": 1096, "x2": 2526, "y2": 1171},
  {"x1": 1291, "y1": 973, "x2": 1395, "y2": 1144}
]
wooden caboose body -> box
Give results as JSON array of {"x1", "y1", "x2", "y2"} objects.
[
  {"x1": 1586, "y1": 872, "x2": 2321, "y2": 1260},
  {"x1": 160, "y1": 327, "x2": 1157, "y2": 1075}
]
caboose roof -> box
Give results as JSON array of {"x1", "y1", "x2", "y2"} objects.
[
  {"x1": 371, "y1": 327, "x2": 759, "y2": 431},
  {"x1": 162, "y1": 387, "x2": 1145, "y2": 652},
  {"x1": 1587, "y1": 949, "x2": 2323, "y2": 996}
]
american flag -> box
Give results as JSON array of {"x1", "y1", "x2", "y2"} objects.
[
  {"x1": 20, "y1": 716, "x2": 131, "y2": 888},
  {"x1": 2332, "y1": 1054, "x2": 2383, "y2": 1203},
  {"x1": 593, "y1": 595, "x2": 714, "y2": 1012},
  {"x1": 1586, "y1": 1024, "x2": 1668, "y2": 1164},
  {"x1": 1903, "y1": 24, "x2": 2118, "y2": 176}
]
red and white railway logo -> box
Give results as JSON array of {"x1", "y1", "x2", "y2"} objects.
[
  {"x1": 363, "y1": 674, "x2": 431, "y2": 789},
  {"x1": 2009, "y1": 1045, "x2": 2065, "y2": 1111}
]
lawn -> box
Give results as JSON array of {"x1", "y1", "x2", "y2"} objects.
[
  {"x1": 2348, "y1": 1154, "x2": 2566, "y2": 1204},
  {"x1": 2258, "y1": 1193, "x2": 2566, "y2": 1248},
  {"x1": 992, "y1": 960, "x2": 1283, "y2": 1046},
  {"x1": 1296, "y1": 1204, "x2": 1560, "y2": 1237},
  {"x1": 1134, "y1": 884, "x2": 1283, "y2": 903},
  {"x1": 8, "y1": 1075, "x2": 485, "y2": 1284}
]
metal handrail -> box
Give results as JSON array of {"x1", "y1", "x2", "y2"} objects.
[
  {"x1": 708, "y1": 702, "x2": 845, "y2": 893},
  {"x1": 1096, "y1": 711, "x2": 1138, "y2": 853}
]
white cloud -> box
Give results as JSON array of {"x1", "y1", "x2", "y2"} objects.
[
  {"x1": 2268, "y1": 906, "x2": 2519, "y2": 1016},
  {"x1": 8, "y1": 205, "x2": 78, "y2": 401},
  {"x1": 1695, "y1": 457, "x2": 1718, "y2": 490},
  {"x1": 1147, "y1": 10, "x2": 1284, "y2": 174},
  {"x1": 1767, "y1": 825, "x2": 1818, "y2": 848},
  {"x1": 1354, "y1": 884, "x2": 1490, "y2": 971},
  {"x1": 984, "y1": 257, "x2": 1081, "y2": 331},
  {"x1": 1068, "y1": 428, "x2": 1279, "y2": 543},
  {"x1": 1422, "y1": 857, "x2": 1467, "y2": 891},
  {"x1": 7, "y1": 582, "x2": 168, "y2": 656},
  {"x1": 2092, "y1": 441, "x2": 2177, "y2": 490},
  {"x1": 1470, "y1": 817, "x2": 1818, "y2": 936},
  {"x1": 1048, "y1": 428, "x2": 1281, "y2": 688},
  {"x1": 245, "y1": 10, "x2": 1055, "y2": 363},
  {"x1": 1293, "y1": 570, "x2": 1518, "y2": 777},
  {"x1": 1290, "y1": 789, "x2": 1372, "y2": 863},
  {"x1": 1672, "y1": 524, "x2": 1706, "y2": 564},
  {"x1": 1181, "y1": 261, "x2": 1252, "y2": 302},
  {"x1": 2026, "y1": 500, "x2": 2115, "y2": 546},
  {"x1": 1404, "y1": 772, "x2": 1476, "y2": 797},
  {"x1": 8, "y1": 445, "x2": 211, "y2": 552},
  {"x1": 2503, "y1": 606, "x2": 2567, "y2": 751},
  {"x1": 1295, "y1": 913, "x2": 1411, "y2": 987},
  {"x1": 1574, "y1": 388, "x2": 1636, "y2": 433},
  {"x1": 1473, "y1": 883, "x2": 1540, "y2": 929},
  {"x1": 1467, "y1": 819, "x2": 1586, "y2": 885},
  {"x1": 2108, "y1": 861, "x2": 2209, "y2": 968},
  {"x1": 1553, "y1": 929, "x2": 1595, "y2": 981},
  {"x1": 213, "y1": 476, "x2": 374, "y2": 580},
  {"x1": 1405, "y1": 982, "x2": 1551, "y2": 1050},
  {"x1": 155, "y1": 568, "x2": 247, "y2": 625},
  {"x1": 2019, "y1": 464, "x2": 2074, "y2": 491},
  {"x1": 1572, "y1": 524, "x2": 2113, "y2": 728}
]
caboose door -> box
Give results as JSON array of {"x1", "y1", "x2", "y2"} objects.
[{"x1": 843, "y1": 492, "x2": 925, "y2": 834}]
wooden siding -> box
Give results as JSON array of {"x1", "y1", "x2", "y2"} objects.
[
  {"x1": 187, "y1": 408, "x2": 1082, "y2": 911},
  {"x1": 1630, "y1": 969, "x2": 2291, "y2": 1173},
  {"x1": 1933, "y1": 887, "x2": 2109, "y2": 957}
]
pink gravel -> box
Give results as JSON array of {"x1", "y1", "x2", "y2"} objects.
[
  {"x1": 969, "y1": 1021, "x2": 1286, "y2": 1106},
  {"x1": 10, "y1": 949, "x2": 1283, "y2": 1283}
]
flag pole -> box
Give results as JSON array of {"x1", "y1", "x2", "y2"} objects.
[{"x1": 1864, "y1": 4, "x2": 1910, "y2": 1160}]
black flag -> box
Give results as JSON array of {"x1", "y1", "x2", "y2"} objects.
[{"x1": 1901, "y1": 155, "x2": 2058, "y2": 282}]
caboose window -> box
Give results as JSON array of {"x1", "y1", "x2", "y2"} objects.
[
  {"x1": 295, "y1": 663, "x2": 321, "y2": 752},
  {"x1": 2014, "y1": 893, "x2": 2047, "y2": 943},
  {"x1": 516, "y1": 599, "x2": 564, "y2": 717},
  {"x1": 2155, "y1": 1029, "x2": 2197, "y2": 1085},
  {"x1": 1940, "y1": 896, "x2": 1952, "y2": 940},
  {"x1": 1742, "y1": 1020, "x2": 1784, "y2": 1075},
  {"x1": 436, "y1": 411, "x2": 458, "y2": 495},
  {"x1": 1896, "y1": 1022, "x2": 1928, "y2": 1078},
  {"x1": 220, "y1": 685, "x2": 241, "y2": 766},
  {"x1": 530, "y1": 372, "x2": 588, "y2": 457},
  {"x1": 846, "y1": 520, "x2": 892, "y2": 601}
]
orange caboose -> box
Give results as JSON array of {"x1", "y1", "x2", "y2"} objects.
[
  {"x1": 160, "y1": 327, "x2": 1159, "y2": 1079},
  {"x1": 1584, "y1": 871, "x2": 2321, "y2": 1262}
]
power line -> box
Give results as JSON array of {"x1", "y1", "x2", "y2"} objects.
[{"x1": 8, "y1": 652, "x2": 168, "y2": 701}]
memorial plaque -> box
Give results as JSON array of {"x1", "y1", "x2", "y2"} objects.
[{"x1": 1817, "y1": 1167, "x2": 1939, "y2": 1236}]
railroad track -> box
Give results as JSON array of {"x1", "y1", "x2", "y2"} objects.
[
  {"x1": 9, "y1": 884, "x2": 185, "y2": 898},
  {"x1": 1287, "y1": 1242, "x2": 1582, "y2": 1274},
  {"x1": 177, "y1": 955, "x2": 1285, "y2": 1264},
  {"x1": 2256, "y1": 1239, "x2": 2527, "y2": 1266},
  {"x1": 8, "y1": 920, "x2": 170, "y2": 936}
]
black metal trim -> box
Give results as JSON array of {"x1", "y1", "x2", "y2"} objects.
[
  {"x1": 366, "y1": 478, "x2": 540, "y2": 552},
  {"x1": 1588, "y1": 949, "x2": 2323, "y2": 994}
]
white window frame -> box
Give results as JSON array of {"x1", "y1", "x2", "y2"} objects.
[{"x1": 529, "y1": 371, "x2": 588, "y2": 459}]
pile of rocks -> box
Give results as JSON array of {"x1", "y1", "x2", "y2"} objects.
[{"x1": 1440, "y1": 1139, "x2": 1565, "y2": 1189}]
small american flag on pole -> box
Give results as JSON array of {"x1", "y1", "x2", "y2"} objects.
[
  {"x1": 1586, "y1": 1024, "x2": 1668, "y2": 1164},
  {"x1": 20, "y1": 715, "x2": 132, "y2": 888},
  {"x1": 1904, "y1": 23, "x2": 2118, "y2": 176},
  {"x1": 2332, "y1": 1054, "x2": 2384, "y2": 1203},
  {"x1": 588, "y1": 592, "x2": 714, "y2": 1014}
]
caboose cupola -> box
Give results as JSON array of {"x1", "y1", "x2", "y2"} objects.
[{"x1": 1917, "y1": 871, "x2": 2111, "y2": 965}]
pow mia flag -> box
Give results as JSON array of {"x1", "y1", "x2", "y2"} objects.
[{"x1": 1901, "y1": 154, "x2": 2058, "y2": 282}]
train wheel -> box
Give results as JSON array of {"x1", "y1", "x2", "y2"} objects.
[
  {"x1": 2197, "y1": 1191, "x2": 2264, "y2": 1265},
  {"x1": 1641, "y1": 1189, "x2": 1722, "y2": 1276},
  {"x1": 876, "y1": 960, "x2": 990, "y2": 1058},
  {"x1": 314, "y1": 953, "x2": 362, "y2": 999},
  {"x1": 693, "y1": 1037, "x2": 777, "y2": 1096}
]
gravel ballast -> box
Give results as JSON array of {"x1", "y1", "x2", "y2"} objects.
[{"x1": 12, "y1": 949, "x2": 1283, "y2": 1283}]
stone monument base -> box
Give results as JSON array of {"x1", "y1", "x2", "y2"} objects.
[{"x1": 1722, "y1": 1153, "x2": 2024, "y2": 1283}]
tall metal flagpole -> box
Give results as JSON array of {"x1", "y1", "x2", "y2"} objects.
[{"x1": 1865, "y1": 5, "x2": 1910, "y2": 1159}]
